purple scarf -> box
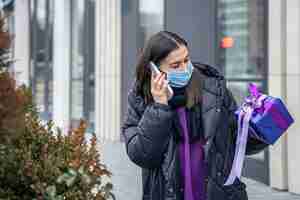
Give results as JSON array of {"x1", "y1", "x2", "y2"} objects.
[{"x1": 177, "y1": 107, "x2": 206, "y2": 200}]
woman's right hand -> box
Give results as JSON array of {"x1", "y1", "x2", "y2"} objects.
[{"x1": 151, "y1": 73, "x2": 169, "y2": 105}]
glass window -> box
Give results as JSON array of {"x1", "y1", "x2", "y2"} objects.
[
  {"x1": 227, "y1": 81, "x2": 263, "y2": 105},
  {"x1": 217, "y1": 0, "x2": 267, "y2": 79},
  {"x1": 30, "y1": 0, "x2": 54, "y2": 121},
  {"x1": 139, "y1": 0, "x2": 164, "y2": 48},
  {"x1": 217, "y1": 0, "x2": 268, "y2": 162},
  {"x1": 70, "y1": 0, "x2": 95, "y2": 132}
]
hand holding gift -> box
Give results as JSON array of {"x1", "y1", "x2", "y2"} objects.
[{"x1": 224, "y1": 83, "x2": 294, "y2": 186}]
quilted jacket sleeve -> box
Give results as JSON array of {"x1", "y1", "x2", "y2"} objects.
[{"x1": 121, "y1": 87, "x2": 174, "y2": 169}]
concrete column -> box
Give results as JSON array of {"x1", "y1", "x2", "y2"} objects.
[
  {"x1": 52, "y1": 0, "x2": 71, "y2": 132},
  {"x1": 13, "y1": 0, "x2": 30, "y2": 86},
  {"x1": 95, "y1": 0, "x2": 121, "y2": 141},
  {"x1": 286, "y1": 0, "x2": 300, "y2": 194},
  {"x1": 268, "y1": 0, "x2": 288, "y2": 190}
]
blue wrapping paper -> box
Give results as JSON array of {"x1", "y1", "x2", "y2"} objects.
[
  {"x1": 234, "y1": 90, "x2": 294, "y2": 145},
  {"x1": 225, "y1": 83, "x2": 294, "y2": 186}
]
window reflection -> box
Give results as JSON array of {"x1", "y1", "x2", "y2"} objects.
[
  {"x1": 30, "y1": 0, "x2": 53, "y2": 121},
  {"x1": 70, "y1": 0, "x2": 95, "y2": 132},
  {"x1": 36, "y1": 0, "x2": 47, "y2": 29},
  {"x1": 139, "y1": 0, "x2": 164, "y2": 48},
  {"x1": 227, "y1": 81, "x2": 263, "y2": 106},
  {"x1": 71, "y1": 0, "x2": 85, "y2": 124},
  {"x1": 218, "y1": 0, "x2": 267, "y2": 162},
  {"x1": 217, "y1": 0, "x2": 266, "y2": 79}
]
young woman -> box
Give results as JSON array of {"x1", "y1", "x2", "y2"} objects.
[{"x1": 122, "y1": 31, "x2": 268, "y2": 200}]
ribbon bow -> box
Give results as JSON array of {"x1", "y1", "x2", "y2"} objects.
[{"x1": 224, "y1": 83, "x2": 267, "y2": 186}]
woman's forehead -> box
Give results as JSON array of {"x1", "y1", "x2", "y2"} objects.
[{"x1": 164, "y1": 45, "x2": 189, "y2": 64}]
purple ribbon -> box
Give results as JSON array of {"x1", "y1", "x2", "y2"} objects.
[
  {"x1": 224, "y1": 84, "x2": 267, "y2": 186},
  {"x1": 249, "y1": 83, "x2": 260, "y2": 98}
]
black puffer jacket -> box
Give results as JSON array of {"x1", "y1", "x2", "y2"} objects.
[{"x1": 122, "y1": 63, "x2": 268, "y2": 200}]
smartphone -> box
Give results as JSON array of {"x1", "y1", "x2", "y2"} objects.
[{"x1": 149, "y1": 61, "x2": 173, "y2": 99}]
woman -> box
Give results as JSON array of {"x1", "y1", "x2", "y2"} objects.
[{"x1": 122, "y1": 31, "x2": 268, "y2": 200}]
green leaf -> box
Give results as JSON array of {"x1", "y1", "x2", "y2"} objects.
[
  {"x1": 78, "y1": 166, "x2": 84, "y2": 175},
  {"x1": 67, "y1": 168, "x2": 77, "y2": 177},
  {"x1": 57, "y1": 172, "x2": 77, "y2": 187},
  {"x1": 65, "y1": 175, "x2": 76, "y2": 187},
  {"x1": 56, "y1": 173, "x2": 69, "y2": 184},
  {"x1": 45, "y1": 185, "x2": 56, "y2": 197},
  {"x1": 56, "y1": 195, "x2": 64, "y2": 200},
  {"x1": 82, "y1": 174, "x2": 91, "y2": 185}
]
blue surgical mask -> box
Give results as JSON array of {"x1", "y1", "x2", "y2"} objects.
[{"x1": 167, "y1": 61, "x2": 194, "y2": 88}]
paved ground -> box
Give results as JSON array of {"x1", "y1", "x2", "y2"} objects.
[
  {"x1": 244, "y1": 178, "x2": 300, "y2": 200},
  {"x1": 100, "y1": 141, "x2": 300, "y2": 200}
]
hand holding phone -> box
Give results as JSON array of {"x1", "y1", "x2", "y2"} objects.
[
  {"x1": 149, "y1": 61, "x2": 161, "y2": 77},
  {"x1": 149, "y1": 62, "x2": 173, "y2": 100}
]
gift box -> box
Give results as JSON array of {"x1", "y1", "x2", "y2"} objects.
[
  {"x1": 224, "y1": 84, "x2": 294, "y2": 186},
  {"x1": 235, "y1": 84, "x2": 294, "y2": 145}
]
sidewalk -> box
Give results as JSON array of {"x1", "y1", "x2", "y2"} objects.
[
  {"x1": 245, "y1": 178, "x2": 300, "y2": 200},
  {"x1": 100, "y1": 141, "x2": 300, "y2": 200}
]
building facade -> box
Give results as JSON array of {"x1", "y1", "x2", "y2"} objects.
[{"x1": 10, "y1": 0, "x2": 300, "y2": 195}]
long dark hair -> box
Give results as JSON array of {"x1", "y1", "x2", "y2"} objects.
[{"x1": 135, "y1": 31, "x2": 188, "y2": 104}]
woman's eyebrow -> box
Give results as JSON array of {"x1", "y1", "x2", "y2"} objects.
[{"x1": 169, "y1": 54, "x2": 190, "y2": 65}]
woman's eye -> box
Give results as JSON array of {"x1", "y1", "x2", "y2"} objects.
[{"x1": 171, "y1": 65, "x2": 180, "y2": 69}]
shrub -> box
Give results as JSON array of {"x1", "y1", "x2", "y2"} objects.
[{"x1": 0, "y1": 15, "x2": 114, "y2": 200}]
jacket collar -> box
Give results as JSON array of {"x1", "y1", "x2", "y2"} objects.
[
  {"x1": 172, "y1": 63, "x2": 226, "y2": 142},
  {"x1": 193, "y1": 62, "x2": 225, "y2": 96}
]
